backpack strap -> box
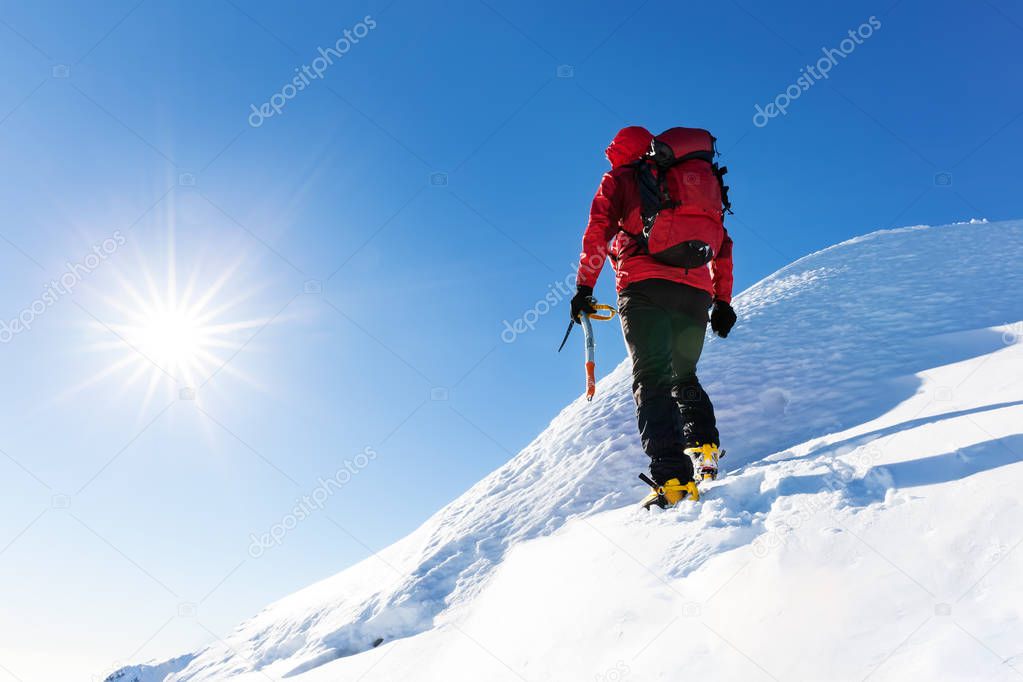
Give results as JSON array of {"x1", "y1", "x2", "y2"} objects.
[
  {"x1": 635, "y1": 162, "x2": 674, "y2": 224},
  {"x1": 715, "y1": 164, "x2": 733, "y2": 215},
  {"x1": 664, "y1": 149, "x2": 715, "y2": 167},
  {"x1": 623, "y1": 160, "x2": 672, "y2": 251}
]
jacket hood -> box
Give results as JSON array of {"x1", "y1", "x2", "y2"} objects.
[{"x1": 605, "y1": 126, "x2": 654, "y2": 168}]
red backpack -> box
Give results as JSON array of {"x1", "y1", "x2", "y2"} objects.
[{"x1": 626, "y1": 127, "x2": 732, "y2": 269}]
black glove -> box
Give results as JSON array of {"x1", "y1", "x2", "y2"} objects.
[
  {"x1": 570, "y1": 285, "x2": 596, "y2": 322},
  {"x1": 710, "y1": 300, "x2": 736, "y2": 338}
]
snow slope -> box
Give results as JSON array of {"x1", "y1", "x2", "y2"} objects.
[
  {"x1": 118, "y1": 219, "x2": 1023, "y2": 681},
  {"x1": 103, "y1": 654, "x2": 196, "y2": 682}
]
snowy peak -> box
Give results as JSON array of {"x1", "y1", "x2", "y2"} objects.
[
  {"x1": 121, "y1": 219, "x2": 1023, "y2": 681},
  {"x1": 104, "y1": 654, "x2": 196, "y2": 682}
]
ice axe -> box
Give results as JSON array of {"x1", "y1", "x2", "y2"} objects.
[{"x1": 557, "y1": 298, "x2": 617, "y2": 401}]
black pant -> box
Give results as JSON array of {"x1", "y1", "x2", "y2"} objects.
[{"x1": 619, "y1": 279, "x2": 719, "y2": 484}]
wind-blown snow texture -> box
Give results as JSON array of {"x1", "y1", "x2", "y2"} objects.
[{"x1": 122, "y1": 219, "x2": 1023, "y2": 682}]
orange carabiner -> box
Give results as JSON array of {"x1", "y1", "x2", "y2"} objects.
[{"x1": 587, "y1": 303, "x2": 617, "y2": 321}]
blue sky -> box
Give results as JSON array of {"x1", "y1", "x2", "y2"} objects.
[{"x1": 1, "y1": 0, "x2": 1021, "y2": 678}]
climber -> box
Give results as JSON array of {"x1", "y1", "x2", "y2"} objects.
[{"x1": 570, "y1": 125, "x2": 736, "y2": 507}]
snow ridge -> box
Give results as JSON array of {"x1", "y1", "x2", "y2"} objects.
[
  {"x1": 122, "y1": 219, "x2": 1022, "y2": 681},
  {"x1": 104, "y1": 654, "x2": 196, "y2": 682}
]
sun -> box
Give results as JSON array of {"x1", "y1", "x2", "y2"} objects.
[
  {"x1": 138, "y1": 308, "x2": 203, "y2": 369},
  {"x1": 74, "y1": 243, "x2": 274, "y2": 411},
  {"x1": 126, "y1": 301, "x2": 219, "y2": 385}
]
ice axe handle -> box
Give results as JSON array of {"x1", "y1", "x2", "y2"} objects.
[{"x1": 580, "y1": 303, "x2": 615, "y2": 401}]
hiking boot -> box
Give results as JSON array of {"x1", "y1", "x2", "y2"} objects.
[
  {"x1": 686, "y1": 443, "x2": 721, "y2": 481},
  {"x1": 640, "y1": 477, "x2": 700, "y2": 509}
]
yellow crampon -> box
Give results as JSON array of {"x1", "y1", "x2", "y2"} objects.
[
  {"x1": 686, "y1": 443, "x2": 721, "y2": 481},
  {"x1": 640, "y1": 477, "x2": 700, "y2": 510}
]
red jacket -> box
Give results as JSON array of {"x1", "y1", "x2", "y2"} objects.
[{"x1": 577, "y1": 128, "x2": 734, "y2": 303}]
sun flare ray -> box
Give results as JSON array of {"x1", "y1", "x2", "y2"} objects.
[{"x1": 76, "y1": 240, "x2": 272, "y2": 411}]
